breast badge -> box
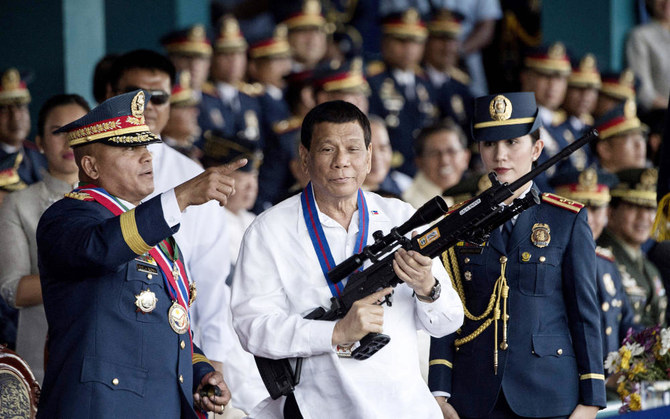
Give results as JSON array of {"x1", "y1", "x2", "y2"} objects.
[
  {"x1": 530, "y1": 223, "x2": 550, "y2": 248},
  {"x1": 135, "y1": 289, "x2": 158, "y2": 313},
  {"x1": 603, "y1": 273, "x2": 616, "y2": 296}
]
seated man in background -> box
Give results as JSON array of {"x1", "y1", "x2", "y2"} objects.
[
  {"x1": 593, "y1": 100, "x2": 647, "y2": 174},
  {"x1": 403, "y1": 120, "x2": 470, "y2": 208}
]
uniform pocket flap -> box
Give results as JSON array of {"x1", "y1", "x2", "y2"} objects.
[
  {"x1": 81, "y1": 355, "x2": 148, "y2": 396},
  {"x1": 518, "y1": 246, "x2": 562, "y2": 266},
  {"x1": 531, "y1": 334, "x2": 575, "y2": 358}
]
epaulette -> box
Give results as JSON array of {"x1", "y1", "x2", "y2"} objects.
[
  {"x1": 541, "y1": 192, "x2": 584, "y2": 213},
  {"x1": 237, "y1": 82, "x2": 265, "y2": 97},
  {"x1": 22, "y1": 139, "x2": 40, "y2": 151},
  {"x1": 65, "y1": 191, "x2": 94, "y2": 201},
  {"x1": 272, "y1": 116, "x2": 302, "y2": 135},
  {"x1": 580, "y1": 113, "x2": 594, "y2": 126},
  {"x1": 596, "y1": 246, "x2": 615, "y2": 261},
  {"x1": 447, "y1": 67, "x2": 471, "y2": 85},
  {"x1": 201, "y1": 81, "x2": 217, "y2": 96},
  {"x1": 366, "y1": 60, "x2": 385, "y2": 77},
  {"x1": 552, "y1": 109, "x2": 567, "y2": 126}
]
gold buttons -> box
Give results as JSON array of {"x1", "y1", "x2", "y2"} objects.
[
  {"x1": 606, "y1": 326, "x2": 612, "y2": 335},
  {"x1": 112, "y1": 378, "x2": 119, "y2": 386},
  {"x1": 147, "y1": 274, "x2": 153, "y2": 280},
  {"x1": 179, "y1": 375, "x2": 184, "y2": 383},
  {"x1": 539, "y1": 256, "x2": 546, "y2": 263},
  {"x1": 464, "y1": 271, "x2": 472, "y2": 281},
  {"x1": 180, "y1": 340, "x2": 186, "y2": 350},
  {"x1": 464, "y1": 257, "x2": 471, "y2": 264},
  {"x1": 556, "y1": 349, "x2": 563, "y2": 355},
  {"x1": 499, "y1": 256, "x2": 508, "y2": 263},
  {"x1": 602, "y1": 302, "x2": 610, "y2": 312}
]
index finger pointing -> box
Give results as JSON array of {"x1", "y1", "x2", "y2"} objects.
[
  {"x1": 219, "y1": 158, "x2": 248, "y2": 174},
  {"x1": 360, "y1": 287, "x2": 393, "y2": 304}
]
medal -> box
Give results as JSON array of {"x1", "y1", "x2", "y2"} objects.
[
  {"x1": 189, "y1": 281, "x2": 197, "y2": 306},
  {"x1": 168, "y1": 301, "x2": 189, "y2": 334},
  {"x1": 530, "y1": 223, "x2": 551, "y2": 248},
  {"x1": 135, "y1": 289, "x2": 157, "y2": 313}
]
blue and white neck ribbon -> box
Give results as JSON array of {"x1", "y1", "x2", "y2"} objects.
[{"x1": 301, "y1": 182, "x2": 369, "y2": 297}]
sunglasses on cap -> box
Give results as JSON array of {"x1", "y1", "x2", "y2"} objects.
[{"x1": 121, "y1": 87, "x2": 171, "y2": 105}]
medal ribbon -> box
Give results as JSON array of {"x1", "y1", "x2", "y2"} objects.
[
  {"x1": 74, "y1": 185, "x2": 193, "y2": 343},
  {"x1": 301, "y1": 182, "x2": 369, "y2": 297}
]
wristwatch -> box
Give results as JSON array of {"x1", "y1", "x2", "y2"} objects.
[{"x1": 415, "y1": 279, "x2": 441, "y2": 302}]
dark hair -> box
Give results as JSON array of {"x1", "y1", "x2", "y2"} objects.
[
  {"x1": 37, "y1": 94, "x2": 90, "y2": 137},
  {"x1": 108, "y1": 49, "x2": 176, "y2": 91},
  {"x1": 414, "y1": 119, "x2": 467, "y2": 157},
  {"x1": 92, "y1": 53, "x2": 120, "y2": 104},
  {"x1": 300, "y1": 100, "x2": 371, "y2": 149},
  {"x1": 529, "y1": 128, "x2": 541, "y2": 143}
]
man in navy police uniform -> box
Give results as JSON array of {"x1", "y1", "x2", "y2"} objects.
[
  {"x1": 36, "y1": 91, "x2": 243, "y2": 418},
  {"x1": 429, "y1": 92, "x2": 606, "y2": 418}
]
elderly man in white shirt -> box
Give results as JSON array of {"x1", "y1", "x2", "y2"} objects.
[{"x1": 231, "y1": 101, "x2": 463, "y2": 418}]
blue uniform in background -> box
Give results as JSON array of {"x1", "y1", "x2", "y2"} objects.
[
  {"x1": 429, "y1": 192, "x2": 606, "y2": 417},
  {"x1": 36, "y1": 192, "x2": 214, "y2": 418}
]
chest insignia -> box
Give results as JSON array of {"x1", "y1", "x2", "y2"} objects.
[
  {"x1": 603, "y1": 273, "x2": 616, "y2": 296},
  {"x1": 135, "y1": 289, "x2": 158, "y2": 313},
  {"x1": 530, "y1": 223, "x2": 551, "y2": 248},
  {"x1": 521, "y1": 251, "x2": 531, "y2": 262}
]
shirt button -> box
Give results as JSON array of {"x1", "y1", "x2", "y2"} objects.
[
  {"x1": 539, "y1": 256, "x2": 546, "y2": 263},
  {"x1": 602, "y1": 302, "x2": 610, "y2": 312},
  {"x1": 499, "y1": 256, "x2": 508, "y2": 263},
  {"x1": 112, "y1": 378, "x2": 119, "y2": 386},
  {"x1": 464, "y1": 257, "x2": 470, "y2": 264},
  {"x1": 180, "y1": 340, "x2": 186, "y2": 350},
  {"x1": 556, "y1": 349, "x2": 563, "y2": 356},
  {"x1": 179, "y1": 375, "x2": 184, "y2": 383},
  {"x1": 147, "y1": 274, "x2": 153, "y2": 280}
]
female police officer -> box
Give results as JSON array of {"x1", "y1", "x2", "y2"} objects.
[{"x1": 428, "y1": 92, "x2": 606, "y2": 419}]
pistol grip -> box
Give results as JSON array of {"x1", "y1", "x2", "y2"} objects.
[{"x1": 351, "y1": 333, "x2": 391, "y2": 360}]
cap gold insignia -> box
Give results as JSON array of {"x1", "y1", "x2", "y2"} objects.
[
  {"x1": 131, "y1": 91, "x2": 145, "y2": 118},
  {"x1": 548, "y1": 42, "x2": 565, "y2": 59},
  {"x1": 640, "y1": 168, "x2": 658, "y2": 189},
  {"x1": 222, "y1": 16, "x2": 240, "y2": 35},
  {"x1": 2, "y1": 68, "x2": 20, "y2": 90},
  {"x1": 578, "y1": 168, "x2": 598, "y2": 190},
  {"x1": 621, "y1": 69, "x2": 635, "y2": 86},
  {"x1": 603, "y1": 273, "x2": 616, "y2": 296},
  {"x1": 489, "y1": 95, "x2": 512, "y2": 122},
  {"x1": 530, "y1": 223, "x2": 551, "y2": 248},
  {"x1": 623, "y1": 99, "x2": 636, "y2": 119},
  {"x1": 404, "y1": 8, "x2": 419, "y2": 24},
  {"x1": 580, "y1": 54, "x2": 596, "y2": 72},
  {"x1": 274, "y1": 24, "x2": 288, "y2": 40},
  {"x1": 521, "y1": 252, "x2": 531, "y2": 262},
  {"x1": 188, "y1": 25, "x2": 206, "y2": 41},
  {"x1": 304, "y1": 0, "x2": 321, "y2": 15},
  {"x1": 135, "y1": 289, "x2": 158, "y2": 313}
]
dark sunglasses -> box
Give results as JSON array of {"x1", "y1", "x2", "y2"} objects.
[{"x1": 122, "y1": 87, "x2": 170, "y2": 105}]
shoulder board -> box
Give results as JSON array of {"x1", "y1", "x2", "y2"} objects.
[
  {"x1": 201, "y1": 81, "x2": 217, "y2": 96},
  {"x1": 541, "y1": 192, "x2": 584, "y2": 213},
  {"x1": 552, "y1": 109, "x2": 567, "y2": 126},
  {"x1": 581, "y1": 113, "x2": 594, "y2": 126},
  {"x1": 448, "y1": 67, "x2": 471, "y2": 85},
  {"x1": 237, "y1": 82, "x2": 265, "y2": 97},
  {"x1": 595, "y1": 246, "x2": 615, "y2": 261},
  {"x1": 65, "y1": 191, "x2": 94, "y2": 201},
  {"x1": 366, "y1": 61, "x2": 386, "y2": 77},
  {"x1": 272, "y1": 116, "x2": 302, "y2": 135},
  {"x1": 22, "y1": 140, "x2": 40, "y2": 151}
]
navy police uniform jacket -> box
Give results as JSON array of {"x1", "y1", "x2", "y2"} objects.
[
  {"x1": 429, "y1": 191, "x2": 606, "y2": 417},
  {"x1": 595, "y1": 246, "x2": 637, "y2": 357},
  {"x1": 367, "y1": 66, "x2": 438, "y2": 176},
  {"x1": 36, "y1": 193, "x2": 214, "y2": 418},
  {"x1": 0, "y1": 141, "x2": 47, "y2": 186}
]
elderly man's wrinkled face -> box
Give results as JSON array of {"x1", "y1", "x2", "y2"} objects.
[
  {"x1": 115, "y1": 69, "x2": 172, "y2": 135},
  {"x1": 300, "y1": 121, "x2": 371, "y2": 202},
  {"x1": 0, "y1": 103, "x2": 30, "y2": 146},
  {"x1": 417, "y1": 130, "x2": 470, "y2": 191}
]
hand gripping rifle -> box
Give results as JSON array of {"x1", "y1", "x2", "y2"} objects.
[{"x1": 255, "y1": 129, "x2": 599, "y2": 399}]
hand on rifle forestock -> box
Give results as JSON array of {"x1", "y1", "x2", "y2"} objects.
[
  {"x1": 331, "y1": 287, "x2": 393, "y2": 346},
  {"x1": 394, "y1": 232, "x2": 435, "y2": 297}
]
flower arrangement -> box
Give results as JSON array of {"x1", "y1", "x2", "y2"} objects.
[{"x1": 605, "y1": 326, "x2": 670, "y2": 413}]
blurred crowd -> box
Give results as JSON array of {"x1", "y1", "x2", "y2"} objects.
[{"x1": 1, "y1": 0, "x2": 670, "y2": 415}]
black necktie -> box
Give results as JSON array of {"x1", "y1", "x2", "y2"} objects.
[{"x1": 501, "y1": 219, "x2": 514, "y2": 245}]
